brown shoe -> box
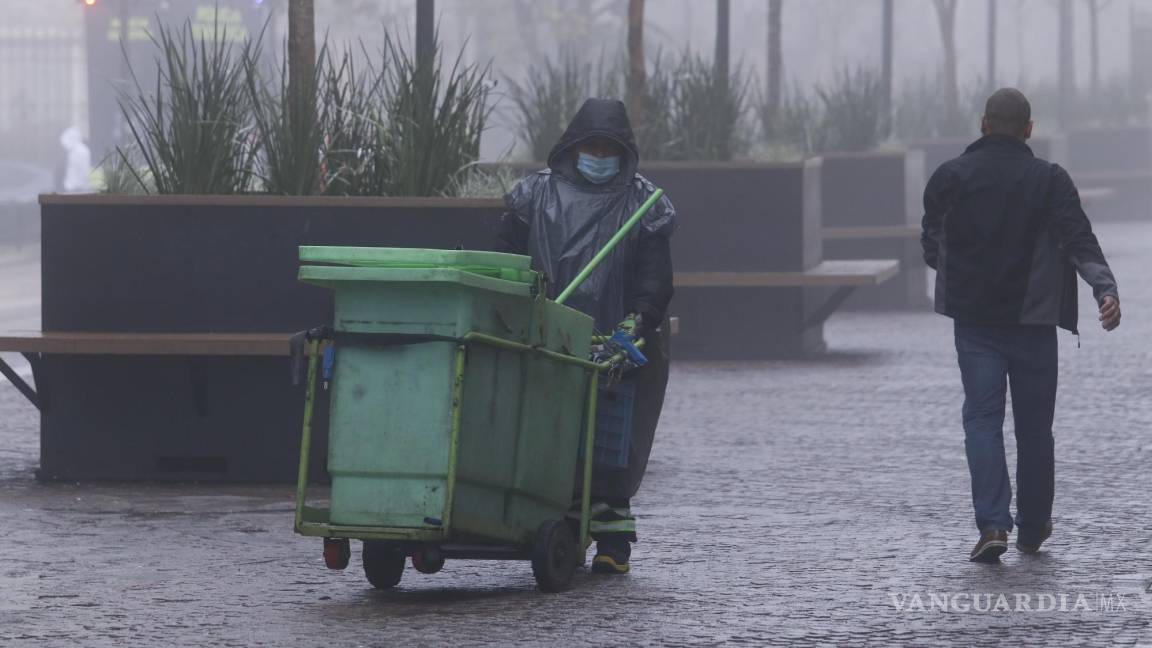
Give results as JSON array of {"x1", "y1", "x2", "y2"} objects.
[
  {"x1": 969, "y1": 530, "x2": 1009, "y2": 563},
  {"x1": 1016, "y1": 522, "x2": 1053, "y2": 554}
]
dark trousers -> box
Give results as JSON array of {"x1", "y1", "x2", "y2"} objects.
[
  {"x1": 954, "y1": 322, "x2": 1058, "y2": 534},
  {"x1": 590, "y1": 327, "x2": 670, "y2": 503},
  {"x1": 584, "y1": 328, "x2": 670, "y2": 548}
]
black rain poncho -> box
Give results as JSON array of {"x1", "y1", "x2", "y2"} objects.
[
  {"x1": 498, "y1": 98, "x2": 676, "y2": 334},
  {"x1": 497, "y1": 98, "x2": 675, "y2": 503}
]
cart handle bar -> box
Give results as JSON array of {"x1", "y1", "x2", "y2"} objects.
[{"x1": 462, "y1": 332, "x2": 641, "y2": 371}]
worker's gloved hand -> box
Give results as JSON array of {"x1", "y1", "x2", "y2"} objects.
[
  {"x1": 616, "y1": 313, "x2": 643, "y2": 340},
  {"x1": 606, "y1": 313, "x2": 647, "y2": 370},
  {"x1": 590, "y1": 314, "x2": 649, "y2": 371}
]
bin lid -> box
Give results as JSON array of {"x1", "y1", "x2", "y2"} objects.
[
  {"x1": 299, "y1": 246, "x2": 536, "y2": 284},
  {"x1": 298, "y1": 266, "x2": 535, "y2": 297}
]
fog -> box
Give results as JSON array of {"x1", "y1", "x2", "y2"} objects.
[
  {"x1": 312, "y1": 0, "x2": 1142, "y2": 157},
  {"x1": 0, "y1": 0, "x2": 1147, "y2": 184}
]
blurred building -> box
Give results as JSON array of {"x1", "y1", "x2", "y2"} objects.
[
  {"x1": 0, "y1": 0, "x2": 86, "y2": 191},
  {"x1": 82, "y1": 0, "x2": 269, "y2": 164},
  {"x1": 0, "y1": 0, "x2": 269, "y2": 193}
]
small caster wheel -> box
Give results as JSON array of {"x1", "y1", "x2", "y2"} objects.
[
  {"x1": 411, "y1": 546, "x2": 445, "y2": 574},
  {"x1": 323, "y1": 537, "x2": 350, "y2": 570},
  {"x1": 362, "y1": 540, "x2": 406, "y2": 589},
  {"x1": 531, "y1": 519, "x2": 577, "y2": 593}
]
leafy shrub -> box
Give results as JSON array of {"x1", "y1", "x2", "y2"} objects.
[
  {"x1": 374, "y1": 34, "x2": 492, "y2": 197},
  {"x1": 759, "y1": 85, "x2": 818, "y2": 158},
  {"x1": 894, "y1": 75, "x2": 984, "y2": 141},
  {"x1": 507, "y1": 49, "x2": 749, "y2": 162},
  {"x1": 117, "y1": 17, "x2": 490, "y2": 197},
  {"x1": 99, "y1": 146, "x2": 152, "y2": 194},
  {"x1": 810, "y1": 66, "x2": 887, "y2": 153},
  {"x1": 118, "y1": 16, "x2": 257, "y2": 194},
  {"x1": 663, "y1": 53, "x2": 748, "y2": 161},
  {"x1": 319, "y1": 44, "x2": 388, "y2": 195},
  {"x1": 244, "y1": 37, "x2": 328, "y2": 195},
  {"x1": 1078, "y1": 77, "x2": 1150, "y2": 128},
  {"x1": 447, "y1": 163, "x2": 522, "y2": 198},
  {"x1": 506, "y1": 52, "x2": 594, "y2": 162}
]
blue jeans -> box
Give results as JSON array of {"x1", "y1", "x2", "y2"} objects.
[{"x1": 954, "y1": 322, "x2": 1057, "y2": 534}]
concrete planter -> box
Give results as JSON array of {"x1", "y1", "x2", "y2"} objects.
[
  {"x1": 35, "y1": 194, "x2": 505, "y2": 483},
  {"x1": 642, "y1": 160, "x2": 825, "y2": 359},
  {"x1": 1066, "y1": 126, "x2": 1152, "y2": 175},
  {"x1": 908, "y1": 135, "x2": 1068, "y2": 178},
  {"x1": 817, "y1": 150, "x2": 928, "y2": 310},
  {"x1": 491, "y1": 161, "x2": 829, "y2": 358},
  {"x1": 1065, "y1": 127, "x2": 1152, "y2": 221}
]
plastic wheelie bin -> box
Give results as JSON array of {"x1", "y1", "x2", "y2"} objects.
[{"x1": 293, "y1": 246, "x2": 607, "y2": 592}]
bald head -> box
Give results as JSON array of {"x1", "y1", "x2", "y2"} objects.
[{"x1": 982, "y1": 88, "x2": 1033, "y2": 139}]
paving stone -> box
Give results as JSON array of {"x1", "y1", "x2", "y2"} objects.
[{"x1": 0, "y1": 222, "x2": 1149, "y2": 646}]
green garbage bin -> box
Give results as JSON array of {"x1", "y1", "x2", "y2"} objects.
[{"x1": 293, "y1": 247, "x2": 601, "y2": 592}]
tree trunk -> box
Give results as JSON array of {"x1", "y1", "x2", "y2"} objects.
[
  {"x1": 1089, "y1": 0, "x2": 1100, "y2": 96},
  {"x1": 416, "y1": 0, "x2": 435, "y2": 73},
  {"x1": 287, "y1": 0, "x2": 315, "y2": 124},
  {"x1": 933, "y1": 0, "x2": 959, "y2": 114},
  {"x1": 881, "y1": 0, "x2": 893, "y2": 136},
  {"x1": 987, "y1": 0, "x2": 997, "y2": 91},
  {"x1": 767, "y1": 0, "x2": 783, "y2": 119},
  {"x1": 1058, "y1": 0, "x2": 1075, "y2": 127},
  {"x1": 716, "y1": 0, "x2": 730, "y2": 88},
  {"x1": 627, "y1": 0, "x2": 646, "y2": 129},
  {"x1": 513, "y1": 0, "x2": 542, "y2": 64}
]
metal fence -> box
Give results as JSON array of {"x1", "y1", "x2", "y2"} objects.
[{"x1": 0, "y1": 1, "x2": 86, "y2": 177}]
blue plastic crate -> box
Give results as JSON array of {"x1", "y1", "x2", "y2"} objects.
[{"x1": 579, "y1": 380, "x2": 635, "y2": 469}]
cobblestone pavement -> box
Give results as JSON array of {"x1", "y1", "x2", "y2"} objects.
[{"x1": 1, "y1": 223, "x2": 1150, "y2": 647}]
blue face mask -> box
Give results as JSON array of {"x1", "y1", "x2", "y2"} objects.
[{"x1": 576, "y1": 153, "x2": 621, "y2": 184}]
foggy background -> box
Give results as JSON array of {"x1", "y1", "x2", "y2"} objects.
[{"x1": 0, "y1": 0, "x2": 1145, "y2": 173}]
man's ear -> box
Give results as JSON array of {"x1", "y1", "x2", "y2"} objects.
[
  {"x1": 980, "y1": 115, "x2": 990, "y2": 136},
  {"x1": 1021, "y1": 120, "x2": 1034, "y2": 141}
]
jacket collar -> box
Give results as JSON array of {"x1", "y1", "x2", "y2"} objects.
[{"x1": 964, "y1": 134, "x2": 1034, "y2": 156}]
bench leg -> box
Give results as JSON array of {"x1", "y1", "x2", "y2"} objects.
[
  {"x1": 804, "y1": 286, "x2": 858, "y2": 329},
  {"x1": 0, "y1": 354, "x2": 40, "y2": 411}
]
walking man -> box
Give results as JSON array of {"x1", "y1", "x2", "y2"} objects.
[{"x1": 921, "y1": 88, "x2": 1121, "y2": 563}]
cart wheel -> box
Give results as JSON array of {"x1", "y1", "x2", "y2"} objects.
[
  {"x1": 362, "y1": 541, "x2": 406, "y2": 589},
  {"x1": 411, "y1": 546, "x2": 445, "y2": 575},
  {"x1": 323, "y1": 538, "x2": 351, "y2": 570},
  {"x1": 531, "y1": 519, "x2": 578, "y2": 593}
]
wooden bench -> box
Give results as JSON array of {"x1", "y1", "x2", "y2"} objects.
[
  {"x1": 822, "y1": 225, "x2": 919, "y2": 241},
  {"x1": 1078, "y1": 186, "x2": 1117, "y2": 205},
  {"x1": 674, "y1": 259, "x2": 900, "y2": 331},
  {"x1": 0, "y1": 331, "x2": 293, "y2": 411},
  {"x1": 0, "y1": 330, "x2": 317, "y2": 482}
]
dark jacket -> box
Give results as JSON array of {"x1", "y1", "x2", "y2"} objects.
[
  {"x1": 922, "y1": 134, "x2": 1118, "y2": 333},
  {"x1": 497, "y1": 98, "x2": 675, "y2": 334}
]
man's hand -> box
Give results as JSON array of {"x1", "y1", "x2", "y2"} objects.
[{"x1": 1099, "y1": 296, "x2": 1121, "y2": 331}]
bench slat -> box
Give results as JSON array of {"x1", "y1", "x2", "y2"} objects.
[
  {"x1": 3, "y1": 257, "x2": 903, "y2": 354},
  {"x1": 1078, "y1": 187, "x2": 1117, "y2": 202},
  {"x1": 822, "y1": 225, "x2": 920, "y2": 240},
  {"x1": 674, "y1": 259, "x2": 901, "y2": 288},
  {"x1": 0, "y1": 332, "x2": 293, "y2": 356}
]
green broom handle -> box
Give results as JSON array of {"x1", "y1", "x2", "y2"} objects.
[{"x1": 554, "y1": 188, "x2": 665, "y2": 306}]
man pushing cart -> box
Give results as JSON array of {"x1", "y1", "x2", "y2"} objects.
[
  {"x1": 497, "y1": 98, "x2": 676, "y2": 575},
  {"x1": 292, "y1": 98, "x2": 674, "y2": 591}
]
